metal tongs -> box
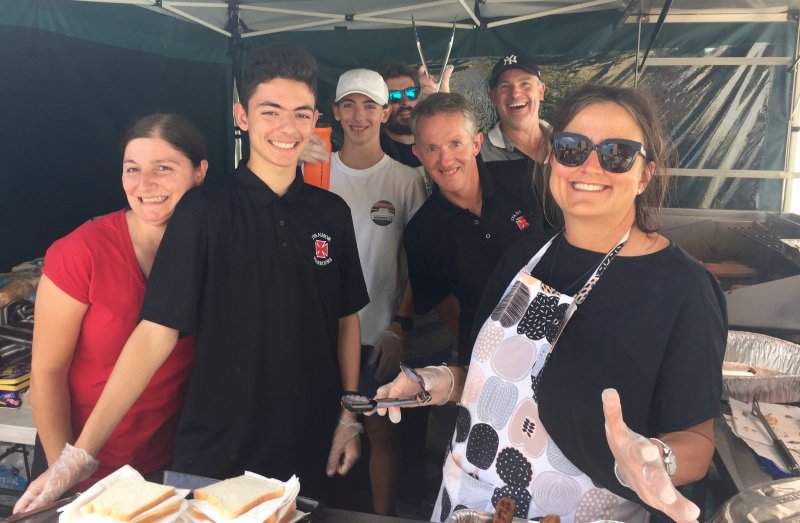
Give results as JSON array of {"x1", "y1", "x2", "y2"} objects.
[
  {"x1": 2, "y1": 493, "x2": 79, "y2": 523},
  {"x1": 412, "y1": 16, "x2": 456, "y2": 93},
  {"x1": 751, "y1": 398, "x2": 800, "y2": 476},
  {"x1": 341, "y1": 362, "x2": 432, "y2": 414}
]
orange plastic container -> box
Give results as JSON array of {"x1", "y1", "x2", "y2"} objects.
[{"x1": 303, "y1": 126, "x2": 332, "y2": 190}]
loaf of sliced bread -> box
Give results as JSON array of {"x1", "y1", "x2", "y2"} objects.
[
  {"x1": 80, "y1": 478, "x2": 176, "y2": 521},
  {"x1": 193, "y1": 475, "x2": 284, "y2": 519}
]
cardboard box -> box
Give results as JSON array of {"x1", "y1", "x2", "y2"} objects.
[{"x1": 0, "y1": 363, "x2": 30, "y2": 409}]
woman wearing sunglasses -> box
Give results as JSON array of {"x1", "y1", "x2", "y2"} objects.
[{"x1": 376, "y1": 85, "x2": 725, "y2": 523}]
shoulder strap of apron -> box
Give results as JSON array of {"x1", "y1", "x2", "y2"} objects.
[{"x1": 552, "y1": 228, "x2": 631, "y2": 344}]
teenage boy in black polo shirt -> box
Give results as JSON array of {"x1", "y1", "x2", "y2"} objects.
[
  {"x1": 19, "y1": 43, "x2": 368, "y2": 508},
  {"x1": 406, "y1": 93, "x2": 544, "y2": 365}
]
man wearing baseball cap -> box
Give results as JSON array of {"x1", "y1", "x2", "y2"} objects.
[
  {"x1": 329, "y1": 68, "x2": 427, "y2": 516},
  {"x1": 482, "y1": 53, "x2": 551, "y2": 164}
]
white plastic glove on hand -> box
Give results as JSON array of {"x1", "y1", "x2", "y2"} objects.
[
  {"x1": 369, "y1": 330, "x2": 403, "y2": 382},
  {"x1": 326, "y1": 417, "x2": 362, "y2": 477},
  {"x1": 374, "y1": 365, "x2": 453, "y2": 423},
  {"x1": 298, "y1": 132, "x2": 330, "y2": 165},
  {"x1": 14, "y1": 443, "x2": 99, "y2": 514},
  {"x1": 418, "y1": 65, "x2": 454, "y2": 99},
  {"x1": 602, "y1": 388, "x2": 700, "y2": 523}
]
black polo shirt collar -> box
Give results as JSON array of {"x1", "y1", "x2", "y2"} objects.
[
  {"x1": 234, "y1": 162, "x2": 305, "y2": 208},
  {"x1": 430, "y1": 156, "x2": 496, "y2": 218}
]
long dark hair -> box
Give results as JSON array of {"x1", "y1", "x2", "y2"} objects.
[
  {"x1": 121, "y1": 113, "x2": 207, "y2": 167},
  {"x1": 542, "y1": 85, "x2": 674, "y2": 233}
]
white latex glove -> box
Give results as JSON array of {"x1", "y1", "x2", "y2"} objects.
[
  {"x1": 602, "y1": 389, "x2": 700, "y2": 523},
  {"x1": 14, "y1": 443, "x2": 99, "y2": 514},
  {"x1": 373, "y1": 365, "x2": 453, "y2": 423},
  {"x1": 418, "y1": 64, "x2": 454, "y2": 100},
  {"x1": 326, "y1": 417, "x2": 362, "y2": 477},
  {"x1": 298, "y1": 132, "x2": 330, "y2": 165},
  {"x1": 369, "y1": 330, "x2": 403, "y2": 382}
]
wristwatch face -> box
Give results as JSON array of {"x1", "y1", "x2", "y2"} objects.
[
  {"x1": 663, "y1": 446, "x2": 677, "y2": 476},
  {"x1": 652, "y1": 438, "x2": 676, "y2": 477}
]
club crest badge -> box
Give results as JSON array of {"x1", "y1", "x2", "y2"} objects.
[
  {"x1": 510, "y1": 210, "x2": 529, "y2": 231},
  {"x1": 312, "y1": 232, "x2": 332, "y2": 266}
]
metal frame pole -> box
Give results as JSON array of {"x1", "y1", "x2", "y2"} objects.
[{"x1": 785, "y1": 12, "x2": 800, "y2": 212}]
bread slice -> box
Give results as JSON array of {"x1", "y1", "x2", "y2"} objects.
[
  {"x1": 193, "y1": 475, "x2": 284, "y2": 519},
  {"x1": 131, "y1": 498, "x2": 182, "y2": 523},
  {"x1": 80, "y1": 478, "x2": 176, "y2": 521},
  {"x1": 191, "y1": 505, "x2": 213, "y2": 522}
]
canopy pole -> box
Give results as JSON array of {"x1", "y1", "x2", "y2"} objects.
[
  {"x1": 637, "y1": 0, "x2": 673, "y2": 75},
  {"x1": 227, "y1": 0, "x2": 245, "y2": 169},
  {"x1": 784, "y1": 13, "x2": 800, "y2": 213},
  {"x1": 634, "y1": 0, "x2": 642, "y2": 89}
]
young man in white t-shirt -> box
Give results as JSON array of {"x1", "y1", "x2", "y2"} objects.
[{"x1": 329, "y1": 68, "x2": 427, "y2": 515}]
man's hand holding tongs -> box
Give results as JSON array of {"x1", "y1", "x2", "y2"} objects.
[
  {"x1": 418, "y1": 65, "x2": 454, "y2": 100},
  {"x1": 412, "y1": 16, "x2": 456, "y2": 99},
  {"x1": 374, "y1": 364, "x2": 454, "y2": 423}
]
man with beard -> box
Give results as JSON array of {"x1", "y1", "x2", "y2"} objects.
[
  {"x1": 375, "y1": 62, "x2": 454, "y2": 173},
  {"x1": 375, "y1": 62, "x2": 424, "y2": 168},
  {"x1": 481, "y1": 53, "x2": 551, "y2": 165}
]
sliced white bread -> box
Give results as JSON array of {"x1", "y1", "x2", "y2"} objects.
[
  {"x1": 191, "y1": 505, "x2": 213, "y2": 522},
  {"x1": 80, "y1": 478, "x2": 176, "y2": 521},
  {"x1": 130, "y1": 497, "x2": 183, "y2": 523},
  {"x1": 193, "y1": 475, "x2": 284, "y2": 519}
]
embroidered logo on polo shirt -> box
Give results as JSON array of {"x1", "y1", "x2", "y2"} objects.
[
  {"x1": 510, "y1": 210, "x2": 529, "y2": 230},
  {"x1": 312, "y1": 232, "x2": 333, "y2": 266},
  {"x1": 370, "y1": 200, "x2": 396, "y2": 226}
]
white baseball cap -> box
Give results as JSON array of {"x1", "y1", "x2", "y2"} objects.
[{"x1": 335, "y1": 68, "x2": 389, "y2": 105}]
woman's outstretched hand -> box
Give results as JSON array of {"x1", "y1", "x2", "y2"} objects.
[{"x1": 602, "y1": 389, "x2": 700, "y2": 523}]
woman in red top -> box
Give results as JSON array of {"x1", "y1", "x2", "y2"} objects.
[{"x1": 29, "y1": 114, "x2": 207, "y2": 487}]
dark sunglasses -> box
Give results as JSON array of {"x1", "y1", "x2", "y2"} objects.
[
  {"x1": 388, "y1": 87, "x2": 420, "y2": 103},
  {"x1": 551, "y1": 131, "x2": 647, "y2": 173}
]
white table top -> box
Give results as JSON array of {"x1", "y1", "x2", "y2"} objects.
[{"x1": 0, "y1": 402, "x2": 36, "y2": 446}]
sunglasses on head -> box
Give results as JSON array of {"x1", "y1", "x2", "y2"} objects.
[
  {"x1": 551, "y1": 131, "x2": 647, "y2": 173},
  {"x1": 388, "y1": 87, "x2": 421, "y2": 103}
]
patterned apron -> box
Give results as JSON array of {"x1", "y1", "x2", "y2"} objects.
[{"x1": 433, "y1": 231, "x2": 648, "y2": 523}]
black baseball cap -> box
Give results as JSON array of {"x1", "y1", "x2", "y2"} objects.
[{"x1": 488, "y1": 54, "x2": 541, "y2": 88}]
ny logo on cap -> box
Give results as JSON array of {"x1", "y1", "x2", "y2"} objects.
[{"x1": 503, "y1": 55, "x2": 518, "y2": 66}]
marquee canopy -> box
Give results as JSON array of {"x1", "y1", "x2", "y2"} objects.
[{"x1": 78, "y1": 0, "x2": 800, "y2": 36}]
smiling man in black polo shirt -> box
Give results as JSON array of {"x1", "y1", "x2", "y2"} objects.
[
  {"x1": 19, "y1": 43, "x2": 369, "y2": 508},
  {"x1": 405, "y1": 93, "x2": 544, "y2": 364}
]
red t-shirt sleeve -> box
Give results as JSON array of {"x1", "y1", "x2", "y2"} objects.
[{"x1": 43, "y1": 225, "x2": 94, "y2": 305}]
